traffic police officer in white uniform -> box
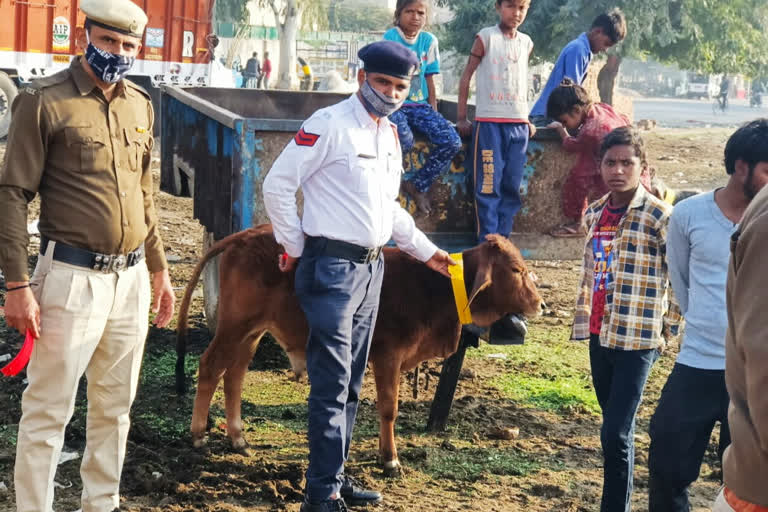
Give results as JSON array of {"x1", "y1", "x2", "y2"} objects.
[
  {"x1": 0, "y1": 1, "x2": 175, "y2": 511},
  {"x1": 263, "y1": 41, "x2": 455, "y2": 511}
]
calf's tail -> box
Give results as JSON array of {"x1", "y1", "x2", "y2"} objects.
[{"x1": 175, "y1": 235, "x2": 233, "y2": 395}]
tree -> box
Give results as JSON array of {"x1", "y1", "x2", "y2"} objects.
[
  {"x1": 436, "y1": 0, "x2": 768, "y2": 77},
  {"x1": 216, "y1": 0, "x2": 329, "y2": 90},
  {"x1": 329, "y1": 0, "x2": 393, "y2": 33}
]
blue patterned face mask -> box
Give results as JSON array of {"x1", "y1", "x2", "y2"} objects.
[
  {"x1": 84, "y1": 36, "x2": 134, "y2": 84},
  {"x1": 358, "y1": 77, "x2": 405, "y2": 118}
]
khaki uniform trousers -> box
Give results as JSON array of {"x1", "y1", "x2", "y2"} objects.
[{"x1": 14, "y1": 241, "x2": 151, "y2": 512}]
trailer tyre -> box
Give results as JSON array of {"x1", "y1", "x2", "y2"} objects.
[{"x1": 0, "y1": 72, "x2": 18, "y2": 139}]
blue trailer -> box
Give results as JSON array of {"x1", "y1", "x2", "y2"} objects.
[{"x1": 160, "y1": 86, "x2": 580, "y2": 256}]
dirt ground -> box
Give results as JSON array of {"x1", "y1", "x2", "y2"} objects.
[{"x1": 0, "y1": 127, "x2": 732, "y2": 511}]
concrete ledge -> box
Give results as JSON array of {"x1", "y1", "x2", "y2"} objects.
[{"x1": 509, "y1": 233, "x2": 585, "y2": 261}]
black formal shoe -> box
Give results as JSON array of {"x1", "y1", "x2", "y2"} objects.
[
  {"x1": 488, "y1": 314, "x2": 527, "y2": 345},
  {"x1": 340, "y1": 475, "x2": 383, "y2": 507},
  {"x1": 300, "y1": 497, "x2": 349, "y2": 512}
]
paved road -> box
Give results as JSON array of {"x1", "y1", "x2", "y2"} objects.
[{"x1": 633, "y1": 97, "x2": 766, "y2": 128}]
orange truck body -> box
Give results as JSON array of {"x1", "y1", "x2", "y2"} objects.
[{"x1": 0, "y1": 0, "x2": 214, "y2": 86}]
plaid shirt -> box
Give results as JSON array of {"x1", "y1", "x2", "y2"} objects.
[{"x1": 571, "y1": 185, "x2": 682, "y2": 350}]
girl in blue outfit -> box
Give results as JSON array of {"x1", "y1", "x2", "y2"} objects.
[{"x1": 384, "y1": 0, "x2": 462, "y2": 216}]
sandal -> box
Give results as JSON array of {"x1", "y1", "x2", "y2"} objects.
[{"x1": 550, "y1": 222, "x2": 584, "y2": 238}]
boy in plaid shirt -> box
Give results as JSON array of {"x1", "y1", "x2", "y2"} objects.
[{"x1": 570, "y1": 127, "x2": 680, "y2": 512}]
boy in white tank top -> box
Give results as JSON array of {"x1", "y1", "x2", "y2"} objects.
[
  {"x1": 457, "y1": 0, "x2": 535, "y2": 343},
  {"x1": 457, "y1": 0, "x2": 536, "y2": 242}
]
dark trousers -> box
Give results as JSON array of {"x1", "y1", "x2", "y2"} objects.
[
  {"x1": 590, "y1": 334, "x2": 660, "y2": 512},
  {"x1": 390, "y1": 105, "x2": 462, "y2": 193},
  {"x1": 470, "y1": 121, "x2": 529, "y2": 242},
  {"x1": 648, "y1": 363, "x2": 730, "y2": 512},
  {"x1": 294, "y1": 238, "x2": 384, "y2": 502}
]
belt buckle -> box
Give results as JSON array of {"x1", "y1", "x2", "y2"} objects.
[
  {"x1": 93, "y1": 253, "x2": 126, "y2": 273},
  {"x1": 365, "y1": 247, "x2": 381, "y2": 263},
  {"x1": 112, "y1": 254, "x2": 126, "y2": 272}
]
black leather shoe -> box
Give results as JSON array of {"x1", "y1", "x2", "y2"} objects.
[
  {"x1": 488, "y1": 314, "x2": 527, "y2": 345},
  {"x1": 340, "y1": 475, "x2": 383, "y2": 507},
  {"x1": 300, "y1": 497, "x2": 349, "y2": 512}
]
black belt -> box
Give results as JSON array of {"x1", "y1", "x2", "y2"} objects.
[
  {"x1": 307, "y1": 236, "x2": 383, "y2": 264},
  {"x1": 41, "y1": 237, "x2": 145, "y2": 273}
]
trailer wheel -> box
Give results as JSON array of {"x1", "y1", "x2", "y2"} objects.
[
  {"x1": 0, "y1": 72, "x2": 18, "y2": 139},
  {"x1": 202, "y1": 230, "x2": 220, "y2": 335}
]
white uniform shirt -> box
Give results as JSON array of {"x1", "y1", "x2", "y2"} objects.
[{"x1": 263, "y1": 94, "x2": 438, "y2": 262}]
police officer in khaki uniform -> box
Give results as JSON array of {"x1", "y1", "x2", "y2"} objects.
[{"x1": 0, "y1": 1, "x2": 175, "y2": 510}]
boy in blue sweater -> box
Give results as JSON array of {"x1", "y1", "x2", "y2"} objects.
[
  {"x1": 529, "y1": 9, "x2": 626, "y2": 125},
  {"x1": 648, "y1": 119, "x2": 768, "y2": 511}
]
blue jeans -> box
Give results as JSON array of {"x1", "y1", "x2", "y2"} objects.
[
  {"x1": 390, "y1": 104, "x2": 462, "y2": 193},
  {"x1": 648, "y1": 363, "x2": 730, "y2": 512},
  {"x1": 589, "y1": 334, "x2": 660, "y2": 512},
  {"x1": 469, "y1": 121, "x2": 529, "y2": 241},
  {"x1": 294, "y1": 238, "x2": 384, "y2": 502}
]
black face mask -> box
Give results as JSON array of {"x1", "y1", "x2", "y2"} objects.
[{"x1": 85, "y1": 40, "x2": 134, "y2": 83}]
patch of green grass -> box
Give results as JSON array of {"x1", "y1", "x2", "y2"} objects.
[
  {"x1": 0, "y1": 423, "x2": 18, "y2": 447},
  {"x1": 469, "y1": 325, "x2": 600, "y2": 414},
  {"x1": 129, "y1": 345, "x2": 200, "y2": 442},
  {"x1": 140, "y1": 349, "x2": 199, "y2": 384},
  {"x1": 210, "y1": 372, "x2": 310, "y2": 434},
  {"x1": 492, "y1": 374, "x2": 599, "y2": 414},
  {"x1": 420, "y1": 447, "x2": 540, "y2": 482},
  {"x1": 238, "y1": 372, "x2": 308, "y2": 406},
  {"x1": 134, "y1": 410, "x2": 189, "y2": 440}
]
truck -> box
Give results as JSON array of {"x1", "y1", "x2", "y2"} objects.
[
  {"x1": 0, "y1": 0, "x2": 215, "y2": 137},
  {"x1": 680, "y1": 72, "x2": 720, "y2": 100}
]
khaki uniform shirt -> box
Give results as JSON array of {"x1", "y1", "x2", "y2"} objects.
[{"x1": 0, "y1": 57, "x2": 167, "y2": 282}]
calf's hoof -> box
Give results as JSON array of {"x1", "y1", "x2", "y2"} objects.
[
  {"x1": 381, "y1": 459, "x2": 402, "y2": 477},
  {"x1": 231, "y1": 437, "x2": 251, "y2": 456},
  {"x1": 191, "y1": 433, "x2": 208, "y2": 449}
]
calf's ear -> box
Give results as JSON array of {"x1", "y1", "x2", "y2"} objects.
[{"x1": 467, "y1": 249, "x2": 494, "y2": 308}]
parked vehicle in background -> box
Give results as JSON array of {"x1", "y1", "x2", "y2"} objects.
[
  {"x1": 0, "y1": 0, "x2": 215, "y2": 137},
  {"x1": 680, "y1": 72, "x2": 720, "y2": 100}
]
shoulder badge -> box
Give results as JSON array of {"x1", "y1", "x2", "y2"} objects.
[
  {"x1": 294, "y1": 128, "x2": 320, "y2": 147},
  {"x1": 23, "y1": 69, "x2": 70, "y2": 95}
]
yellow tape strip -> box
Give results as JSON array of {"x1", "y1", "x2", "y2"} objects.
[
  {"x1": 449, "y1": 252, "x2": 473, "y2": 325},
  {"x1": 664, "y1": 188, "x2": 677, "y2": 205}
]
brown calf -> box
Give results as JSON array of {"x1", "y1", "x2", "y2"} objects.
[{"x1": 176, "y1": 224, "x2": 543, "y2": 472}]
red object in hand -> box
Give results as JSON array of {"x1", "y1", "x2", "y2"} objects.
[
  {"x1": 1, "y1": 330, "x2": 36, "y2": 377},
  {"x1": 281, "y1": 253, "x2": 288, "y2": 265}
]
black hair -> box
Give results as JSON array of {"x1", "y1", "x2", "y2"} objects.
[
  {"x1": 600, "y1": 126, "x2": 647, "y2": 167},
  {"x1": 724, "y1": 119, "x2": 768, "y2": 175},
  {"x1": 84, "y1": 18, "x2": 93, "y2": 34},
  {"x1": 546, "y1": 78, "x2": 592, "y2": 120},
  {"x1": 394, "y1": 0, "x2": 428, "y2": 26},
  {"x1": 496, "y1": 0, "x2": 529, "y2": 6},
  {"x1": 591, "y1": 8, "x2": 627, "y2": 44}
]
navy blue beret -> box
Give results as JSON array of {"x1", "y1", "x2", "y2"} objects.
[{"x1": 358, "y1": 40, "x2": 419, "y2": 80}]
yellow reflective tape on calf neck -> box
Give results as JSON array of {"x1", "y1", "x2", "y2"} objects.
[
  {"x1": 449, "y1": 253, "x2": 473, "y2": 325},
  {"x1": 663, "y1": 188, "x2": 677, "y2": 205}
]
